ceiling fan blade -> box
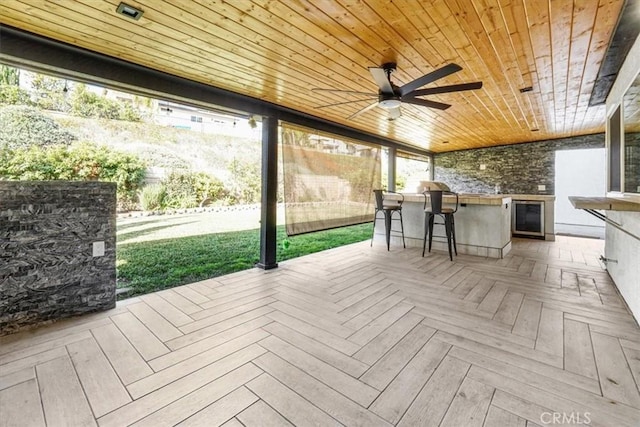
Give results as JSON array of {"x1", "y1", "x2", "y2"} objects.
[
  {"x1": 347, "y1": 101, "x2": 379, "y2": 120},
  {"x1": 311, "y1": 88, "x2": 378, "y2": 96},
  {"x1": 405, "y1": 81, "x2": 483, "y2": 98},
  {"x1": 388, "y1": 107, "x2": 401, "y2": 120},
  {"x1": 399, "y1": 63, "x2": 463, "y2": 96},
  {"x1": 402, "y1": 98, "x2": 451, "y2": 110},
  {"x1": 369, "y1": 67, "x2": 394, "y2": 93},
  {"x1": 316, "y1": 97, "x2": 378, "y2": 109}
]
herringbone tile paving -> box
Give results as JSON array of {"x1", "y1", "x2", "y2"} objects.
[{"x1": 1, "y1": 236, "x2": 639, "y2": 426}]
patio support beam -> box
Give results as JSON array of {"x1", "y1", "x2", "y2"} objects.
[
  {"x1": 257, "y1": 115, "x2": 279, "y2": 270},
  {"x1": 387, "y1": 147, "x2": 397, "y2": 191}
]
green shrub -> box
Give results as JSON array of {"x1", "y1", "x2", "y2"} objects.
[
  {"x1": 0, "y1": 141, "x2": 146, "y2": 209},
  {"x1": 0, "y1": 85, "x2": 32, "y2": 106},
  {"x1": 227, "y1": 159, "x2": 260, "y2": 204},
  {"x1": 70, "y1": 84, "x2": 141, "y2": 122},
  {"x1": 0, "y1": 105, "x2": 76, "y2": 149},
  {"x1": 193, "y1": 172, "x2": 227, "y2": 206},
  {"x1": 139, "y1": 184, "x2": 166, "y2": 211},
  {"x1": 161, "y1": 170, "x2": 228, "y2": 209},
  {"x1": 163, "y1": 171, "x2": 198, "y2": 209}
]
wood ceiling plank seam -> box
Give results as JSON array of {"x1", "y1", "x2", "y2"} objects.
[
  {"x1": 522, "y1": 0, "x2": 557, "y2": 132},
  {"x1": 384, "y1": 0, "x2": 456, "y2": 64},
  {"x1": 266, "y1": 0, "x2": 409, "y2": 70},
  {"x1": 419, "y1": 1, "x2": 509, "y2": 130},
  {"x1": 492, "y1": 0, "x2": 543, "y2": 133},
  {"x1": 76, "y1": 0, "x2": 350, "y2": 99},
  {"x1": 575, "y1": 0, "x2": 624, "y2": 131},
  {"x1": 469, "y1": 0, "x2": 537, "y2": 132},
  {"x1": 2, "y1": 0, "x2": 312, "y2": 101},
  {"x1": 268, "y1": 0, "x2": 488, "y2": 148},
  {"x1": 185, "y1": 0, "x2": 381, "y2": 94},
  {"x1": 255, "y1": 0, "x2": 516, "y2": 148},
  {"x1": 501, "y1": 0, "x2": 548, "y2": 132},
  {"x1": 446, "y1": 0, "x2": 529, "y2": 130},
  {"x1": 358, "y1": 0, "x2": 449, "y2": 81},
  {"x1": 233, "y1": 0, "x2": 408, "y2": 114},
  {"x1": 549, "y1": 0, "x2": 574, "y2": 135},
  {"x1": 0, "y1": 0, "x2": 617, "y2": 152},
  {"x1": 427, "y1": 0, "x2": 524, "y2": 129},
  {"x1": 110, "y1": 0, "x2": 376, "y2": 101},
  {"x1": 333, "y1": 0, "x2": 441, "y2": 84},
  {"x1": 396, "y1": 103, "x2": 491, "y2": 147},
  {"x1": 0, "y1": 13, "x2": 350, "y2": 126},
  {"x1": 89, "y1": 0, "x2": 370, "y2": 112},
  {"x1": 439, "y1": 0, "x2": 518, "y2": 132},
  {"x1": 565, "y1": 1, "x2": 601, "y2": 136}
]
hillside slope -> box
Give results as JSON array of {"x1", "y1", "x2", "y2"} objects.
[{"x1": 51, "y1": 112, "x2": 262, "y2": 180}]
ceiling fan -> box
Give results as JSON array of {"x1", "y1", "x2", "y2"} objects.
[{"x1": 313, "y1": 63, "x2": 482, "y2": 120}]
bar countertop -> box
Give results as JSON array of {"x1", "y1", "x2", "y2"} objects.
[
  {"x1": 569, "y1": 196, "x2": 640, "y2": 212},
  {"x1": 386, "y1": 192, "x2": 511, "y2": 206}
]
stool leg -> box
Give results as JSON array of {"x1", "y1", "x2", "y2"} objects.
[
  {"x1": 451, "y1": 215, "x2": 457, "y2": 255},
  {"x1": 384, "y1": 210, "x2": 391, "y2": 251},
  {"x1": 422, "y1": 213, "x2": 429, "y2": 257},
  {"x1": 428, "y1": 214, "x2": 435, "y2": 253},
  {"x1": 398, "y1": 210, "x2": 406, "y2": 248},
  {"x1": 445, "y1": 215, "x2": 453, "y2": 261}
]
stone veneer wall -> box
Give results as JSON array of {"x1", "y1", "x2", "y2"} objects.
[
  {"x1": 434, "y1": 134, "x2": 605, "y2": 194},
  {"x1": 0, "y1": 181, "x2": 116, "y2": 335}
]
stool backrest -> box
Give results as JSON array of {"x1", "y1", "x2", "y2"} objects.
[
  {"x1": 426, "y1": 190, "x2": 443, "y2": 213},
  {"x1": 373, "y1": 189, "x2": 384, "y2": 210},
  {"x1": 423, "y1": 190, "x2": 458, "y2": 214}
]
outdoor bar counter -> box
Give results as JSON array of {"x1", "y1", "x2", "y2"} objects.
[{"x1": 374, "y1": 193, "x2": 512, "y2": 258}]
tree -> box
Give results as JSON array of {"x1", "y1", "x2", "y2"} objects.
[
  {"x1": 30, "y1": 73, "x2": 67, "y2": 111},
  {"x1": 70, "y1": 83, "x2": 141, "y2": 121},
  {"x1": 0, "y1": 65, "x2": 20, "y2": 86}
]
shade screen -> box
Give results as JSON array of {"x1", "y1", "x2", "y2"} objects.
[{"x1": 280, "y1": 122, "x2": 381, "y2": 236}]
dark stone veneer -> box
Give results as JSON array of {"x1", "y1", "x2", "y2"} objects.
[
  {"x1": 0, "y1": 181, "x2": 116, "y2": 335},
  {"x1": 434, "y1": 134, "x2": 605, "y2": 194}
]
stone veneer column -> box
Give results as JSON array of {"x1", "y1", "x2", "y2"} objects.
[{"x1": 0, "y1": 181, "x2": 116, "y2": 335}]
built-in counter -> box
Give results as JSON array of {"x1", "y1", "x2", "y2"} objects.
[{"x1": 376, "y1": 193, "x2": 512, "y2": 258}]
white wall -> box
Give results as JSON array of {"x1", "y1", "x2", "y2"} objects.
[
  {"x1": 605, "y1": 35, "x2": 640, "y2": 323},
  {"x1": 605, "y1": 213, "x2": 640, "y2": 322},
  {"x1": 555, "y1": 148, "x2": 606, "y2": 227}
]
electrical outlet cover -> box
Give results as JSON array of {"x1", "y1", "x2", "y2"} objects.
[
  {"x1": 93, "y1": 241, "x2": 105, "y2": 257},
  {"x1": 480, "y1": 164, "x2": 486, "y2": 170},
  {"x1": 538, "y1": 184, "x2": 546, "y2": 191}
]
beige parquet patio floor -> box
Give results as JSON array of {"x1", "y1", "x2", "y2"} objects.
[{"x1": 1, "y1": 236, "x2": 639, "y2": 427}]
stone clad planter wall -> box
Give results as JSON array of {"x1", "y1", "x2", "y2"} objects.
[
  {"x1": 0, "y1": 181, "x2": 116, "y2": 335},
  {"x1": 434, "y1": 134, "x2": 605, "y2": 194}
]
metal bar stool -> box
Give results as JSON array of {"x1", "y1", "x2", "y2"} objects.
[
  {"x1": 371, "y1": 189, "x2": 406, "y2": 251},
  {"x1": 422, "y1": 190, "x2": 458, "y2": 260}
]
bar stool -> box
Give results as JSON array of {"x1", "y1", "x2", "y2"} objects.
[
  {"x1": 371, "y1": 189, "x2": 406, "y2": 251},
  {"x1": 422, "y1": 190, "x2": 458, "y2": 260}
]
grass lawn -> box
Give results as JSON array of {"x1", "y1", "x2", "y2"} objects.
[{"x1": 116, "y1": 222, "x2": 372, "y2": 297}]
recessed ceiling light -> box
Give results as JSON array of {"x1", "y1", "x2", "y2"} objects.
[
  {"x1": 116, "y1": 2, "x2": 143, "y2": 20},
  {"x1": 519, "y1": 86, "x2": 533, "y2": 93},
  {"x1": 442, "y1": 141, "x2": 450, "y2": 144},
  {"x1": 531, "y1": 128, "x2": 540, "y2": 132}
]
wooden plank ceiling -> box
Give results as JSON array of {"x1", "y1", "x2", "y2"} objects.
[{"x1": 0, "y1": 0, "x2": 625, "y2": 153}]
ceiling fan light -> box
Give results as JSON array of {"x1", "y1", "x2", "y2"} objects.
[{"x1": 379, "y1": 99, "x2": 401, "y2": 109}]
